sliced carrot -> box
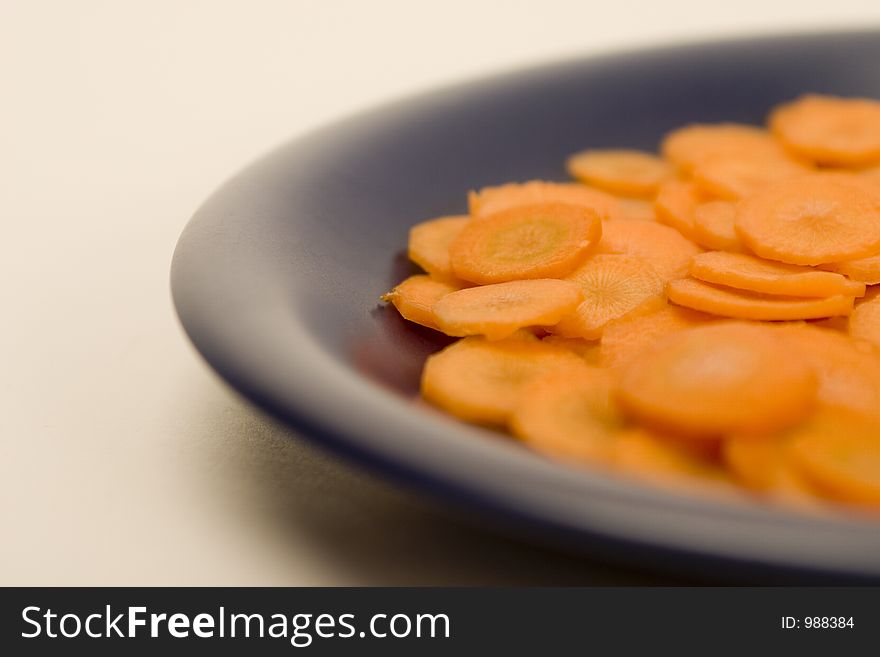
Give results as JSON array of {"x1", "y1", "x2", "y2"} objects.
[
  {"x1": 511, "y1": 365, "x2": 625, "y2": 463},
  {"x1": 449, "y1": 202, "x2": 602, "y2": 284},
  {"x1": 610, "y1": 429, "x2": 733, "y2": 492},
  {"x1": 692, "y1": 201, "x2": 745, "y2": 252},
  {"x1": 690, "y1": 251, "x2": 866, "y2": 298},
  {"x1": 566, "y1": 149, "x2": 673, "y2": 197},
  {"x1": 468, "y1": 180, "x2": 620, "y2": 221},
  {"x1": 408, "y1": 215, "x2": 469, "y2": 281},
  {"x1": 653, "y1": 179, "x2": 704, "y2": 240},
  {"x1": 598, "y1": 304, "x2": 713, "y2": 369},
  {"x1": 734, "y1": 174, "x2": 880, "y2": 266},
  {"x1": 661, "y1": 123, "x2": 783, "y2": 172},
  {"x1": 433, "y1": 279, "x2": 582, "y2": 340},
  {"x1": 777, "y1": 324, "x2": 880, "y2": 419},
  {"x1": 552, "y1": 254, "x2": 666, "y2": 339},
  {"x1": 542, "y1": 336, "x2": 601, "y2": 365},
  {"x1": 788, "y1": 411, "x2": 880, "y2": 506},
  {"x1": 770, "y1": 94, "x2": 880, "y2": 167},
  {"x1": 692, "y1": 154, "x2": 809, "y2": 200},
  {"x1": 667, "y1": 277, "x2": 855, "y2": 321},
  {"x1": 822, "y1": 254, "x2": 880, "y2": 285},
  {"x1": 617, "y1": 198, "x2": 657, "y2": 221},
  {"x1": 420, "y1": 336, "x2": 584, "y2": 425},
  {"x1": 616, "y1": 322, "x2": 817, "y2": 436},
  {"x1": 596, "y1": 219, "x2": 702, "y2": 280},
  {"x1": 381, "y1": 275, "x2": 460, "y2": 330},
  {"x1": 722, "y1": 437, "x2": 824, "y2": 505},
  {"x1": 849, "y1": 290, "x2": 880, "y2": 348}
]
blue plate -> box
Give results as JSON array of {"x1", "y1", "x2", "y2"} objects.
[{"x1": 172, "y1": 30, "x2": 880, "y2": 582}]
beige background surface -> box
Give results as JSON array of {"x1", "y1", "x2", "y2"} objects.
[{"x1": 2, "y1": 0, "x2": 879, "y2": 585}]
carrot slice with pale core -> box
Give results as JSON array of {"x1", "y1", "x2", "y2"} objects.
[
  {"x1": 596, "y1": 219, "x2": 702, "y2": 280},
  {"x1": 566, "y1": 149, "x2": 673, "y2": 197}
]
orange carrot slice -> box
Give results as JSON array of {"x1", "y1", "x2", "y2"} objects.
[
  {"x1": 667, "y1": 277, "x2": 855, "y2": 321},
  {"x1": 598, "y1": 304, "x2": 713, "y2": 369},
  {"x1": 777, "y1": 324, "x2": 880, "y2": 419},
  {"x1": 661, "y1": 123, "x2": 783, "y2": 172},
  {"x1": 450, "y1": 202, "x2": 602, "y2": 284},
  {"x1": 692, "y1": 154, "x2": 809, "y2": 200},
  {"x1": 849, "y1": 289, "x2": 880, "y2": 348},
  {"x1": 381, "y1": 275, "x2": 460, "y2": 330},
  {"x1": 433, "y1": 279, "x2": 582, "y2": 340},
  {"x1": 692, "y1": 201, "x2": 745, "y2": 252},
  {"x1": 552, "y1": 254, "x2": 666, "y2": 339},
  {"x1": 596, "y1": 219, "x2": 702, "y2": 280},
  {"x1": 566, "y1": 149, "x2": 673, "y2": 197},
  {"x1": 420, "y1": 336, "x2": 584, "y2": 425},
  {"x1": 468, "y1": 180, "x2": 620, "y2": 221},
  {"x1": 722, "y1": 437, "x2": 823, "y2": 505},
  {"x1": 690, "y1": 251, "x2": 866, "y2": 298},
  {"x1": 788, "y1": 411, "x2": 880, "y2": 506},
  {"x1": 616, "y1": 322, "x2": 817, "y2": 436},
  {"x1": 617, "y1": 198, "x2": 657, "y2": 222},
  {"x1": 408, "y1": 215, "x2": 469, "y2": 281},
  {"x1": 770, "y1": 94, "x2": 880, "y2": 167},
  {"x1": 511, "y1": 365, "x2": 625, "y2": 463},
  {"x1": 823, "y1": 254, "x2": 880, "y2": 284},
  {"x1": 653, "y1": 179, "x2": 704, "y2": 240}
]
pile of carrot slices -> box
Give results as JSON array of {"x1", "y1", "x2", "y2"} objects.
[{"x1": 382, "y1": 94, "x2": 880, "y2": 511}]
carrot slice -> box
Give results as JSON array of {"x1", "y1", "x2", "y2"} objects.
[
  {"x1": 653, "y1": 179, "x2": 704, "y2": 240},
  {"x1": 822, "y1": 254, "x2": 880, "y2": 284},
  {"x1": 692, "y1": 154, "x2": 809, "y2": 200},
  {"x1": 381, "y1": 275, "x2": 460, "y2": 330},
  {"x1": 433, "y1": 279, "x2": 582, "y2": 340},
  {"x1": 552, "y1": 254, "x2": 666, "y2": 339},
  {"x1": 617, "y1": 198, "x2": 657, "y2": 221},
  {"x1": 598, "y1": 304, "x2": 713, "y2": 369},
  {"x1": 449, "y1": 202, "x2": 602, "y2": 284},
  {"x1": 596, "y1": 219, "x2": 702, "y2": 280},
  {"x1": 722, "y1": 437, "x2": 824, "y2": 505},
  {"x1": 511, "y1": 365, "x2": 625, "y2": 463},
  {"x1": 849, "y1": 289, "x2": 880, "y2": 348},
  {"x1": 690, "y1": 251, "x2": 866, "y2": 298},
  {"x1": 616, "y1": 322, "x2": 817, "y2": 436},
  {"x1": 667, "y1": 277, "x2": 855, "y2": 321},
  {"x1": 468, "y1": 180, "x2": 620, "y2": 221},
  {"x1": 735, "y1": 174, "x2": 880, "y2": 266},
  {"x1": 788, "y1": 411, "x2": 880, "y2": 506},
  {"x1": 692, "y1": 201, "x2": 745, "y2": 252},
  {"x1": 542, "y1": 336, "x2": 601, "y2": 365},
  {"x1": 566, "y1": 149, "x2": 673, "y2": 198},
  {"x1": 770, "y1": 94, "x2": 880, "y2": 167},
  {"x1": 420, "y1": 336, "x2": 584, "y2": 425},
  {"x1": 661, "y1": 123, "x2": 784, "y2": 172},
  {"x1": 610, "y1": 429, "x2": 733, "y2": 492},
  {"x1": 777, "y1": 324, "x2": 880, "y2": 419},
  {"x1": 408, "y1": 215, "x2": 469, "y2": 281}
]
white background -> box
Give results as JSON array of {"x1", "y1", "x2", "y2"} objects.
[{"x1": 2, "y1": 0, "x2": 879, "y2": 584}]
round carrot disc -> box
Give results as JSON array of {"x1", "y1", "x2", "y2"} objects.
[
  {"x1": 690, "y1": 251, "x2": 866, "y2": 298},
  {"x1": 381, "y1": 275, "x2": 460, "y2": 330},
  {"x1": 734, "y1": 174, "x2": 880, "y2": 265},
  {"x1": 450, "y1": 202, "x2": 602, "y2": 284},
  {"x1": 667, "y1": 277, "x2": 855, "y2": 321},
  {"x1": 770, "y1": 94, "x2": 880, "y2": 167},
  {"x1": 616, "y1": 322, "x2": 817, "y2": 436},
  {"x1": 722, "y1": 437, "x2": 823, "y2": 506},
  {"x1": 421, "y1": 336, "x2": 584, "y2": 425},
  {"x1": 661, "y1": 123, "x2": 783, "y2": 172},
  {"x1": 433, "y1": 278, "x2": 582, "y2": 340},
  {"x1": 653, "y1": 179, "x2": 704, "y2": 240},
  {"x1": 552, "y1": 254, "x2": 666, "y2": 339},
  {"x1": 849, "y1": 289, "x2": 880, "y2": 349},
  {"x1": 566, "y1": 149, "x2": 673, "y2": 197},
  {"x1": 617, "y1": 198, "x2": 657, "y2": 222},
  {"x1": 692, "y1": 154, "x2": 809, "y2": 201},
  {"x1": 823, "y1": 254, "x2": 880, "y2": 284},
  {"x1": 788, "y1": 411, "x2": 880, "y2": 506},
  {"x1": 596, "y1": 219, "x2": 702, "y2": 280},
  {"x1": 511, "y1": 364, "x2": 625, "y2": 463},
  {"x1": 467, "y1": 180, "x2": 620, "y2": 221},
  {"x1": 408, "y1": 215, "x2": 469, "y2": 281},
  {"x1": 692, "y1": 201, "x2": 744, "y2": 252}
]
